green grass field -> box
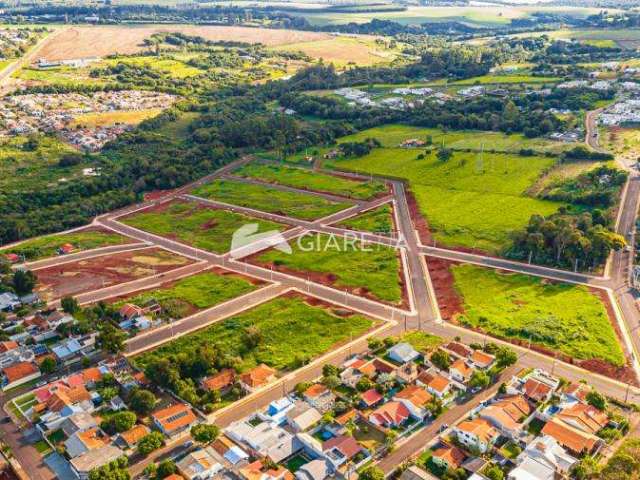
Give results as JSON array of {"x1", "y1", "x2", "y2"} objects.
[
  {"x1": 449, "y1": 74, "x2": 560, "y2": 85},
  {"x1": 134, "y1": 295, "x2": 374, "y2": 372},
  {"x1": 233, "y1": 163, "x2": 386, "y2": 200},
  {"x1": 337, "y1": 124, "x2": 578, "y2": 154},
  {"x1": 0, "y1": 135, "x2": 91, "y2": 193},
  {"x1": 104, "y1": 55, "x2": 204, "y2": 78},
  {"x1": 451, "y1": 264, "x2": 625, "y2": 367},
  {"x1": 113, "y1": 271, "x2": 257, "y2": 319},
  {"x1": 338, "y1": 204, "x2": 394, "y2": 235},
  {"x1": 192, "y1": 179, "x2": 352, "y2": 220},
  {"x1": 328, "y1": 146, "x2": 562, "y2": 252},
  {"x1": 1, "y1": 229, "x2": 129, "y2": 261},
  {"x1": 255, "y1": 232, "x2": 403, "y2": 303},
  {"x1": 121, "y1": 201, "x2": 285, "y2": 254},
  {"x1": 400, "y1": 331, "x2": 443, "y2": 353}
]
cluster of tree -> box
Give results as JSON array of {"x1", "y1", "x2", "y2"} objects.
[
  {"x1": 88, "y1": 456, "x2": 129, "y2": 480},
  {"x1": 532, "y1": 40, "x2": 633, "y2": 64},
  {"x1": 575, "y1": 437, "x2": 640, "y2": 479},
  {"x1": 340, "y1": 138, "x2": 381, "y2": 157},
  {"x1": 541, "y1": 165, "x2": 627, "y2": 208},
  {"x1": 142, "y1": 343, "x2": 244, "y2": 411},
  {"x1": 562, "y1": 146, "x2": 614, "y2": 162},
  {"x1": 0, "y1": 269, "x2": 37, "y2": 297},
  {"x1": 508, "y1": 211, "x2": 625, "y2": 270}
]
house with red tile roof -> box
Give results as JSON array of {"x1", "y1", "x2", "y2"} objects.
[
  {"x1": 201, "y1": 369, "x2": 236, "y2": 393},
  {"x1": 4, "y1": 253, "x2": 20, "y2": 263},
  {"x1": 542, "y1": 418, "x2": 604, "y2": 456},
  {"x1": 449, "y1": 359, "x2": 474, "y2": 383},
  {"x1": 480, "y1": 395, "x2": 532, "y2": 439},
  {"x1": 522, "y1": 378, "x2": 553, "y2": 404},
  {"x1": 416, "y1": 371, "x2": 451, "y2": 400},
  {"x1": 444, "y1": 342, "x2": 473, "y2": 359},
  {"x1": 360, "y1": 388, "x2": 384, "y2": 409},
  {"x1": 64, "y1": 426, "x2": 108, "y2": 458},
  {"x1": 431, "y1": 445, "x2": 467, "y2": 470},
  {"x1": 556, "y1": 403, "x2": 609, "y2": 435},
  {"x1": 58, "y1": 243, "x2": 76, "y2": 255},
  {"x1": 240, "y1": 364, "x2": 276, "y2": 392},
  {"x1": 0, "y1": 341, "x2": 18, "y2": 354},
  {"x1": 469, "y1": 350, "x2": 495, "y2": 370},
  {"x1": 1, "y1": 361, "x2": 40, "y2": 390},
  {"x1": 452, "y1": 418, "x2": 499, "y2": 453},
  {"x1": 394, "y1": 385, "x2": 433, "y2": 421},
  {"x1": 323, "y1": 434, "x2": 364, "y2": 466},
  {"x1": 152, "y1": 403, "x2": 197, "y2": 437},
  {"x1": 303, "y1": 383, "x2": 336, "y2": 413},
  {"x1": 119, "y1": 303, "x2": 143, "y2": 321},
  {"x1": 117, "y1": 424, "x2": 150, "y2": 449},
  {"x1": 369, "y1": 401, "x2": 410, "y2": 428}
]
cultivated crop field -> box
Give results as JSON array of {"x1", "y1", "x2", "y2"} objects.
[
  {"x1": 252, "y1": 232, "x2": 404, "y2": 304},
  {"x1": 232, "y1": 163, "x2": 387, "y2": 200},
  {"x1": 34, "y1": 247, "x2": 191, "y2": 301},
  {"x1": 110, "y1": 269, "x2": 260, "y2": 319},
  {"x1": 37, "y1": 25, "x2": 333, "y2": 60},
  {"x1": 451, "y1": 264, "x2": 625, "y2": 368},
  {"x1": 338, "y1": 124, "x2": 579, "y2": 154},
  {"x1": 0, "y1": 228, "x2": 131, "y2": 261},
  {"x1": 338, "y1": 204, "x2": 394, "y2": 235},
  {"x1": 120, "y1": 200, "x2": 286, "y2": 254},
  {"x1": 133, "y1": 294, "x2": 374, "y2": 372},
  {"x1": 328, "y1": 146, "x2": 561, "y2": 252},
  {"x1": 192, "y1": 179, "x2": 352, "y2": 220}
]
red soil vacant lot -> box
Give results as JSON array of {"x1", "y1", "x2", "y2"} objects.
[{"x1": 34, "y1": 247, "x2": 192, "y2": 301}]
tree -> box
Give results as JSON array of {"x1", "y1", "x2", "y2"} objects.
[
  {"x1": 190, "y1": 424, "x2": 219, "y2": 444},
  {"x1": 156, "y1": 460, "x2": 177, "y2": 479},
  {"x1": 437, "y1": 147, "x2": 453, "y2": 162},
  {"x1": 469, "y1": 370, "x2": 490, "y2": 390},
  {"x1": 98, "y1": 323, "x2": 127, "y2": 355},
  {"x1": 430, "y1": 350, "x2": 451, "y2": 371},
  {"x1": 368, "y1": 338, "x2": 383, "y2": 351},
  {"x1": 359, "y1": 466, "x2": 384, "y2": 480},
  {"x1": 12, "y1": 270, "x2": 36, "y2": 296},
  {"x1": 484, "y1": 465, "x2": 504, "y2": 480},
  {"x1": 60, "y1": 296, "x2": 79, "y2": 314},
  {"x1": 321, "y1": 375, "x2": 340, "y2": 390},
  {"x1": 39, "y1": 357, "x2": 57, "y2": 375},
  {"x1": 586, "y1": 390, "x2": 607, "y2": 411},
  {"x1": 294, "y1": 382, "x2": 312, "y2": 397},
  {"x1": 496, "y1": 347, "x2": 517, "y2": 368},
  {"x1": 356, "y1": 376, "x2": 374, "y2": 392},
  {"x1": 88, "y1": 456, "x2": 129, "y2": 480},
  {"x1": 138, "y1": 431, "x2": 164, "y2": 456},
  {"x1": 322, "y1": 364, "x2": 339, "y2": 377},
  {"x1": 129, "y1": 389, "x2": 157, "y2": 416},
  {"x1": 426, "y1": 397, "x2": 444, "y2": 418},
  {"x1": 102, "y1": 411, "x2": 136, "y2": 434},
  {"x1": 242, "y1": 325, "x2": 262, "y2": 350}
]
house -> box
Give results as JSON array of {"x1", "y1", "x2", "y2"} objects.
[
  {"x1": 0, "y1": 292, "x2": 20, "y2": 312},
  {"x1": 562, "y1": 383, "x2": 591, "y2": 404},
  {"x1": 152, "y1": 403, "x2": 197, "y2": 437},
  {"x1": 201, "y1": 369, "x2": 235, "y2": 394},
  {"x1": 286, "y1": 401, "x2": 322, "y2": 432},
  {"x1": 360, "y1": 388, "x2": 384, "y2": 409},
  {"x1": 340, "y1": 358, "x2": 367, "y2": 387},
  {"x1": 555, "y1": 403, "x2": 608, "y2": 435},
  {"x1": 431, "y1": 445, "x2": 467, "y2": 471},
  {"x1": 295, "y1": 459, "x2": 330, "y2": 480},
  {"x1": 469, "y1": 350, "x2": 495, "y2": 370},
  {"x1": 240, "y1": 364, "x2": 276, "y2": 392},
  {"x1": 0, "y1": 341, "x2": 18, "y2": 354},
  {"x1": 522, "y1": 378, "x2": 553, "y2": 404},
  {"x1": 394, "y1": 385, "x2": 433, "y2": 421},
  {"x1": 110, "y1": 396, "x2": 126, "y2": 411},
  {"x1": 416, "y1": 371, "x2": 451, "y2": 399},
  {"x1": 303, "y1": 384, "x2": 335, "y2": 413},
  {"x1": 480, "y1": 395, "x2": 532, "y2": 439},
  {"x1": 64, "y1": 427, "x2": 108, "y2": 458},
  {"x1": 509, "y1": 435, "x2": 577, "y2": 480},
  {"x1": 177, "y1": 447, "x2": 223, "y2": 480},
  {"x1": 323, "y1": 434, "x2": 363, "y2": 467},
  {"x1": 449, "y1": 359, "x2": 474, "y2": 383},
  {"x1": 395, "y1": 361, "x2": 419, "y2": 384},
  {"x1": 58, "y1": 243, "x2": 75, "y2": 255},
  {"x1": 453, "y1": 418, "x2": 499, "y2": 453},
  {"x1": 239, "y1": 460, "x2": 292, "y2": 480},
  {"x1": 401, "y1": 465, "x2": 437, "y2": 480},
  {"x1": 541, "y1": 418, "x2": 603, "y2": 456},
  {"x1": 211, "y1": 435, "x2": 249, "y2": 465},
  {"x1": 70, "y1": 445, "x2": 124, "y2": 480},
  {"x1": 118, "y1": 424, "x2": 150, "y2": 449},
  {"x1": 61, "y1": 411, "x2": 97, "y2": 437},
  {"x1": 264, "y1": 397, "x2": 295, "y2": 425},
  {"x1": 388, "y1": 342, "x2": 420, "y2": 364},
  {"x1": 3, "y1": 253, "x2": 20, "y2": 263},
  {"x1": 2, "y1": 361, "x2": 40, "y2": 390},
  {"x1": 119, "y1": 303, "x2": 143, "y2": 321},
  {"x1": 226, "y1": 418, "x2": 302, "y2": 463},
  {"x1": 369, "y1": 401, "x2": 410, "y2": 428}
]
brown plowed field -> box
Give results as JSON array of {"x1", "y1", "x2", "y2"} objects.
[
  {"x1": 34, "y1": 247, "x2": 192, "y2": 301},
  {"x1": 39, "y1": 25, "x2": 332, "y2": 61}
]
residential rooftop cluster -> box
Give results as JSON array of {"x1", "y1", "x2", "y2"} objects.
[{"x1": 0, "y1": 90, "x2": 176, "y2": 150}]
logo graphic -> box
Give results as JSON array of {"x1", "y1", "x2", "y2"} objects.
[{"x1": 230, "y1": 223, "x2": 292, "y2": 259}]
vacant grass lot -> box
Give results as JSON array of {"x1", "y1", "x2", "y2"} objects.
[
  {"x1": 1, "y1": 230, "x2": 129, "y2": 261},
  {"x1": 450, "y1": 74, "x2": 560, "y2": 85},
  {"x1": 338, "y1": 124, "x2": 578, "y2": 154},
  {"x1": 451, "y1": 264, "x2": 625, "y2": 367},
  {"x1": 134, "y1": 295, "x2": 373, "y2": 372},
  {"x1": 113, "y1": 271, "x2": 257, "y2": 319},
  {"x1": 255, "y1": 232, "x2": 403, "y2": 303},
  {"x1": 401, "y1": 331, "x2": 443, "y2": 353},
  {"x1": 121, "y1": 201, "x2": 285, "y2": 253},
  {"x1": 338, "y1": 204, "x2": 394, "y2": 235},
  {"x1": 104, "y1": 55, "x2": 204, "y2": 78},
  {"x1": 233, "y1": 163, "x2": 386, "y2": 200},
  {"x1": 70, "y1": 109, "x2": 163, "y2": 128},
  {"x1": 329, "y1": 147, "x2": 561, "y2": 252},
  {"x1": 192, "y1": 179, "x2": 351, "y2": 221}
]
